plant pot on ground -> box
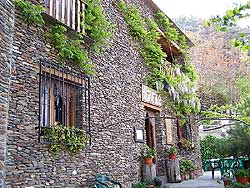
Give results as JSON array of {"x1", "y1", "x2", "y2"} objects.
[
  {"x1": 221, "y1": 174, "x2": 232, "y2": 188},
  {"x1": 235, "y1": 169, "x2": 249, "y2": 184},
  {"x1": 189, "y1": 172, "x2": 194, "y2": 179},
  {"x1": 166, "y1": 146, "x2": 178, "y2": 160},
  {"x1": 185, "y1": 173, "x2": 190, "y2": 180},
  {"x1": 144, "y1": 145, "x2": 156, "y2": 165},
  {"x1": 180, "y1": 163, "x2": 186, "y2": 181},
  {"x1": 146, "y1": 178, "x2": 154, "y2": 188}
]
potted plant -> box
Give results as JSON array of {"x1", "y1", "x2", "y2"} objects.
[
  {"x1": 193, "y1": 165, "x2": 198, "y2": 178},
  {"x1": 181, "y1": 159, "x2": 194, "y2": 180},
  {"x1": 132, "y1": 182, "x2": 147, "y2": 188},
  {"x1": 166, "y1": 146, "x2": 178, "y2": 160},
  {"x1": 145, "y1": 179, "x2": 154, "y2": 188},
  {"x1": 144, "y1": 145, "x2": 156, "y2": 165},
  {"x1": 180, "y1": 164, "x2": 186, "y2": 181},
  {"x1": 189, "y1": 163, "x2": 195, "y2": 179},
  {"x1": 235, "y1": 169, "x2": 249, "y2": 184},
  {"x1": 221, "y1": 174, "x2": 231, "y2": 188}
]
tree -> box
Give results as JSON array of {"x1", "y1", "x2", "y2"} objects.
[
  {"x1": 200, "y1": 135, "x2": 227, "y2": 160},
  {"x1": 206, "y1": 1, "x2": 250, "y2": 52},
  {"x1": 226, "y1": 123, "x2": 250, "y2": 157}
]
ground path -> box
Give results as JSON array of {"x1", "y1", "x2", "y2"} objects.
[{"x1": 168, "y1": 171, "x2": 224, "y2": 188}]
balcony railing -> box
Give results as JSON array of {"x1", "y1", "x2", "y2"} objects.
[{"x1": 45, "y1": 0, "x2": 85, "y2": 33}]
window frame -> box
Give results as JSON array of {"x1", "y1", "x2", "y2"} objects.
[{"x1": 38, "y1": 60, "x2": 90, "y2": 142}]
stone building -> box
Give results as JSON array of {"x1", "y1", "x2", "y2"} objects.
[{"x1": 0, "y1": 0, "x2": 202, "y2": 187}]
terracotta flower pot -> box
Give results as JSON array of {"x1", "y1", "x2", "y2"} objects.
[
  {"x1": 189, "y1": 172, "x2": 194, "y2": 179},
  {"x1": 185, "y1": 174, "x2": 190, "y2": 180},
  {"x1": 169, "y1": 153, "x2": 177, "y2": 160},
  {"x1": 236, "y1": 177, "x2": 248, "y2": 184},
  {"x1": 146, "y1": 185, "x2": 154, "y2": 188},
  {"x1": 248, "y1": 177, "x2": 250, "y2": 183},
  {"x1": 223, "y1": 179, "x2": 230, "y2": 187},
  {"x1": 144, "y1": 157, "x2": 153, "y2": 164},
  {"x1": 181, "y1": 174, "x2": 185, "y2": 181}
]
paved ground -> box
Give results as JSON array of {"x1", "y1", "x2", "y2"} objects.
[{"x1": 168, "y1": 171, "x2": 224, "y2": 188}]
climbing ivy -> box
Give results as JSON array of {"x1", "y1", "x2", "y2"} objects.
[
  {"x1": 15, "y1": 0, "x2": 112, "y2": 74},
  {"x1": 47, "y1": 25, "x2": 95, "y2": 75},
  {"x1": 14, "y1": 0, "x2": 45, "y2": 25},
  {"x1": 84, "y1": 0, "x2": 113, "y2": 52},
  {"x1": 117, "y1": 1, "x2": 200, "y2": 118}
]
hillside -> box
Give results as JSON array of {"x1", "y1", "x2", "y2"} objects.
[{"x1": 173, "y1": 16, "x2": 250, "y2": 107}]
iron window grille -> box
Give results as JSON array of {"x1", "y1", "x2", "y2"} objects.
[{"x1": 38, "y1": 60, "x2": 90, "y2": 143}]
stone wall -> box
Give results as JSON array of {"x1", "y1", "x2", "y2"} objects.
[
  {"x1": 0, "y1": 0, "x2": 203, "y2": 187},
  {"x1": 5, "y1": 0, "x2": 152, "y2": 187},
  {"x1": 0, "y1": 1, "x2": 14, "y2": 187},
  {"x1": 173, "y1": 117, "x2": 203, "y2": 175}
]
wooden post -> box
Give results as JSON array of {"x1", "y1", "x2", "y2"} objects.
[
  {"x1": 72, "y1": 0, "x2": 76, "y2": 30},
  {"x1": 77, "y1": 0, "x2": 81, "y2": 32},
  {"x1": 81, "y1": 2, "x2": 85, "y2": 33},
  {"x1": 143, "y1": 164, "x2": 156, "y2": 182},
  {"x1": 61, "y1": 0, "x2": 65, "y2": 23},
  {"x1": 67, "y1": 0, "x2": 71, "y2": 27},
  {"x1": 166, "y1": 159, "x2": 181, "y2": 183}
]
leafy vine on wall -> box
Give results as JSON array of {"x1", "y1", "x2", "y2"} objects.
[
  {"x1": 15, "y1": 0, "x2": 113, "y2": 75},
  {"x1": 15, "y1": 0, "x2": 112, "y2": 153},
  {"x1": 117, "y1": 0, "x2": 200, "y2": 121}
]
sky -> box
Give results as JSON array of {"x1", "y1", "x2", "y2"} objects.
[{"x1": 153, "y1": 0, "x2": 250, "y2": 19}]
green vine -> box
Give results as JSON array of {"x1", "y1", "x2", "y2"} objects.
[
  {"x1": 117, "y1": 1, "x2": 200, "y2": 119},
  {"x1": 14, "y1": 0, "x2": 45, "y2": 25},
  {"x1": 47, "y1": 25, "x2": 95, "y2": 75},
  {"x1": 15, "y1": 0, "x2": 113, "y2": 74},
  {"x1": 43, "y1": 126, "x2": 89, "y2": 154},
  {"x1": 118, "y1": 1, "x2": 199, "y2": 118},
  {"x1": 84, "y1": 0, "x2": 113, "y2": 52}
]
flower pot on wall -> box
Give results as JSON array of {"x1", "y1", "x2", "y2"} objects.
[
  {"x1": 169, "y1": 153, "x2": 177, "y2": 160},
  {"x1": 144, "y1": 157, "x2": 153, "y2": 165},
  {"x1": 236, "y1": 177, "x2": 248, "y2": 184}
]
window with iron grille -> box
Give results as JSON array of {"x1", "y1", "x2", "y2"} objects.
[
  {"x1": 38, "y1": 60, "x2": 90, "y2": 142},
  {"x1": 44, "y1": 0, "x2": 86, "y2": 33}
]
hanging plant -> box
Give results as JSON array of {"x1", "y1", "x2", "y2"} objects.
[
  {"x1": 15, "y1": 0, "x2": 113, "y2": 74},
  {"x1": 43, "y1": 126, "x2": 89, "y2": 154},
  {"x1": 14, "y1": 0, "x2": 45, "y2": 25}
]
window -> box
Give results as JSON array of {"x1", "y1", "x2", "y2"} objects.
[
  {"x1": 38, "y1": 60, "x2": 90, "y2": 141},
  {"x1": 44, "y1": 0, "x2": 86, "y2": 33}
]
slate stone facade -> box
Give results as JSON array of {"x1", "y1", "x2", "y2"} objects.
[
  {"x1": 0, "y1": 0, "x2": 15, "y2": 187},
  {"x1": 0, "y1": 0, "x2": 202, "y2": 187}
]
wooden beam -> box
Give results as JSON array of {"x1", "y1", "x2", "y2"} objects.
[
  {"x1": 157, "y1": 28, "x2": 181, "y2": 56},
  {"x1": 142, "y1": 102, "x2": 162, "y2": 111}
]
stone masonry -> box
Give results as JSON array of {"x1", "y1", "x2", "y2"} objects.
[
  {"x1": 0, "y1": 0, "x2": 15, "y2": 187},
  {"x1": 0, "y1": 0, "x2": 202, "y2": 187}
]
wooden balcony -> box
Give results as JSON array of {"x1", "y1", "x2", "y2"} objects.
[{"x1": 44, "y1": 0, "x2": 85, "y2": 33}]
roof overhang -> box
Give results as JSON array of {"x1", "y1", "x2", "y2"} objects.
[{"x1": 141, "y1": 0, "x2": 195, "y2": 48}]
